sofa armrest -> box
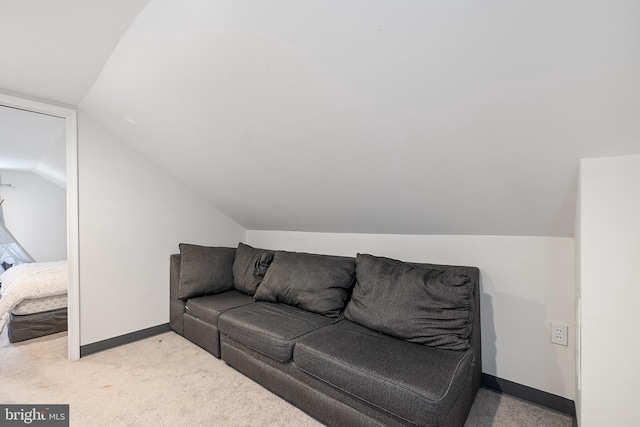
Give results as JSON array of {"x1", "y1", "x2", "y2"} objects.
[{"x1": 170, "y1": 254, "x2": 186, "y2": 335}]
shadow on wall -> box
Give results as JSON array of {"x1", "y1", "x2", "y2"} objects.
[
  {"x1": 479, "y1": 272, "x2": 496, "y2": 376},
  {"x1": 477, "y1": 274, "x2": 498, "y2": 423},
  {"x1": 479, "y1": 271, "x2": 564, "y2": 415}
]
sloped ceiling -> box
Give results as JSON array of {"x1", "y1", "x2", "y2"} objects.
[
  {"x1": 8, "y1": 1, "x2": 640, "y2": 236},
  {"x1": 0, "y1": 0, "x2": 149, "y2": 105},
  {"x1": 0, "y1": 1, "x2": 149, "y2": 186}
]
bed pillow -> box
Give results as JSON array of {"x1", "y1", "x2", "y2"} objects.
[
  {"x1": 344, "y1": 254, "x2": 474, "y2": 351},
  {"x1": 177, "y1": 244, "x2": 236, "y2": 299},
  {"x1": 232, "y1": 242, "x2": 275, "y2": 295},
  {"x1": 254, "y1": 251, "x2": 356, "y2": 318}
]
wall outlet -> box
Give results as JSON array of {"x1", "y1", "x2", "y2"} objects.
[{"x1": 551, "y1": 323, "x2": 568, "y2": 346}]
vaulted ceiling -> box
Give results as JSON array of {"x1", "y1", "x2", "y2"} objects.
[
  {"x1": 0, "y1": 0, "x2": 149, "y2": 105},
  {"x1": 0, "y1": 0, "x2": 149, "y2": 187},
  {"x1": 3, "y1": 1, "x2": 640, "y2": 237}
]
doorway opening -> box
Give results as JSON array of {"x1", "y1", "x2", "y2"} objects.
[{"x1": 0, "y1": 92, "x2": 79, "y2": 360}]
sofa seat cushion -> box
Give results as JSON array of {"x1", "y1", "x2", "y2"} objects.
[
  {"x1": 294, "y1": 320, "x2": 474, "y2": 426},
  {"x1": 185, "y1": 290, "x2": 254, "y2": 325},
  {"x1": 218, "y1": 302, "x2": 335, "y2": 363}
]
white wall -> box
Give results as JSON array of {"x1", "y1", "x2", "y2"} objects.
[
  {"x1": 247, "y1": 230, "x2": 576, "y2": 399},
  {"x1": 0, "y1": 169, "x2": 67, "y2": 262},
  {"x1": 77, "y1": 112, "x2": 245, "y2": 345},
  {"x1": 577, "y1": 154, "x2": 640, "y2": 426}
]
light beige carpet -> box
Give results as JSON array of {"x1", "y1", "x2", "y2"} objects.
[{"x1": 0, "y1": 329, "x2": 573, "y2": 426}]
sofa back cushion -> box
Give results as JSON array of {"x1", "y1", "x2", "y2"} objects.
[
  {"x1": 254, "y1": 251, "x2": 356, "y2": 318},
  {"x1": 344, "y1": 254, "x2": 475, "y2": 351},
  {"x1": 232, "y1": 243, "x2": 275, "y2": 295},
  {"x1": 177, "y1": 244, "x2": 236, "y2": 299}
]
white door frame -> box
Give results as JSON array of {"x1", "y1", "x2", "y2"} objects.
[{"x1": 0, "y1": 92, "x2": 80, "y2": 360}]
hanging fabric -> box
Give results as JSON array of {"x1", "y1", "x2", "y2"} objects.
[
  {"x1": 0, "y1": 222, "x2": 35, "y2": 272},
  {"x1": 0, "y1": 189, "x2": 35, "y2": 272}
]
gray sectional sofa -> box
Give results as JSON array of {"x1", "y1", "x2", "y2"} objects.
[{"x1": 170, "y1": 242, "x2": 482, "y2": 427}]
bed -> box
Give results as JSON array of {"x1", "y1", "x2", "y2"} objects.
[{"x1": 0, "y1": 261, "x2": 68, "y2": 343}]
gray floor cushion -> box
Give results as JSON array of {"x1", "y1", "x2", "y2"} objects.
[
  {"x1": 294, "y1": 320, "x2": 474, "y2": 426},
  {"x1": 218, "y1": 302, "x2": 335, "y2": 363},
  {"x1": 185, "y1": 290, "x2": 255, "y2": 325}
]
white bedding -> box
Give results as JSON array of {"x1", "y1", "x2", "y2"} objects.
[{"x1": 0, "y1": 261, "x2": 68, "y2": 332}]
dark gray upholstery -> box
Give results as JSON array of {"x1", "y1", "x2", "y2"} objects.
[
  {"x1": 232, "y1": 242, "x2": 275, "y2": 295},
  {"x1": 171, "y1": 248, "x2": 482, "y2": 427},
  {"x1": 185, "y1": 290, "x2": 254, "y2": 324},
  {"x1": 254, "y1": 251, "x2": 355, "y2": 318},
  {"x1": 218, "y1": 302, "x2": 335, "y2": 363},
  {"x1": 169, "y1": 254, "x2": 185, "y2": 335},
  {"x1": 345, "y1": 254, "x2": 475, "y2": 351},
  {"x1": 181, "y1": 290, "x2": 254, "y2": 357},
  {"x1": 177, "y1": 244, "x2": 236, "y2": 299},
  {"x1": 183, "y1": 314, "x2": 221, "y2": 356},
  {"x1": 221, "y1": 335, "x2": 393, "y2": 427},
  {"x1": 223, "y1": 331, "x2": 478, "y2": 427},
  {"x1": 295, "y1": 320, "x2": 474, "y2": 426},
  {"x1": 8, "y1": 309, "x2": 68, "y2": 343}
]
